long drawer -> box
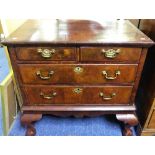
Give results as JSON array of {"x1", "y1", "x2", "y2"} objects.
[
  {"x1": 80, "y1": 47, "x2": 141, "y2": 62},
  {"x1": 18, "y1": 64, "x2": 138, "y2": 84},
  {"x1": 23, "y1": 86, "x2": 133, "y2": 105},
  {"x1": 15, "y1": 47, "x2": 76, "y2": 61}
]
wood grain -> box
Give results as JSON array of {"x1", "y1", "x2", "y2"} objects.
[
  {"x1": 80, "y1": 47, "x2": 142, "y2": 63},
  {"x1": 23, "y1": 85, "x2": 133, "y2": 105},
  {"x1": 4, "y1": 20, "x2": 154, "y2": 136},
  {"x1": 148, "y1": 110, "x2": 155, "y2": 128},
  {"x1": 18, "y1": 64, "x2": 138, "y2": 84},
  {"x1": 15, "y1": 47, "x2": 77, "y2": 61},
  {"x1": 1, "y1": 20, "x2": 154, "y2": 47}
]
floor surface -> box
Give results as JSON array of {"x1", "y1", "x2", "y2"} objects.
[{"x1": 9, "y1": 114, "x2": 125, "y2": 136}]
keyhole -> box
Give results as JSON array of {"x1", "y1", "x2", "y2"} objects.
[
  {"x1": 73, "y1": 88, "x2": 83, "y2": 94},
  {"x1": 74, "y1": 66, "x2": 83, "y2": 73}
]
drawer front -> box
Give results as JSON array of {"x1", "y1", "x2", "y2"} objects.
[
  {"x1": 18, "y1": 64, "x2": 137, "y2": 84},
  {"x1": 148, "y1": 110, "x2": 155, "y2": 129},
  {"x1": 80, "y1": 47, "x2": 141, "y2": 62},
  {"x1": 15, "y1": 47, "x2": 76, "y2": 61},
  {"x1": 24, "y1": 86, "x2": 133, "y2": 105}
]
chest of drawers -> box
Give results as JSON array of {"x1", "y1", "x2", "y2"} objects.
[{"x1": 2, "y1": 19, "x2": 154, "y2": 136}]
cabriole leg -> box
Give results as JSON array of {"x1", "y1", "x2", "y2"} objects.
[
  {"x1": 21, "y1": 113, "x2": 42, "y2": 136},
  {"x1": 116, "y1": 113, "x2": 138, "y2": 136}
]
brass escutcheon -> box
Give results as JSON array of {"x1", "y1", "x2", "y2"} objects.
[
  {"x1": 73, "y1": 88, "x2": 83, "y2": 94},
  {"x1": 74, "y1": 66, "x2": 83, "y2": 74}
]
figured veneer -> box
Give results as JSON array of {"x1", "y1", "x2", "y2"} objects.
[
  {"x1": 18, "y1": 64, "x2": 138, "y2": 84},
  {"x1": 2, "y1": 19, "x2": 154, "y2": 136},
  {"x1": 24, "y1": 86, "x2": 133, "y2": 105},
  {"x1": 80, "y1": 47, "x2": 141, "y2": 63},
  {"x1": 15, "y1": 47, "x2": 77, "y2": 61}
]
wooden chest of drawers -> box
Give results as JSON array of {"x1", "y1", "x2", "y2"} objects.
[{"x1": 1, "y1": 19, "x2": 154, "y2": 136}]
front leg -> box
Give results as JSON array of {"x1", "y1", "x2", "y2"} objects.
[
  {"x1": 21, "y1": 113, "x2": 42, "y2": 136},
  {"x1": 116, "y1": 113, "x2": 138, "y2": 136}
]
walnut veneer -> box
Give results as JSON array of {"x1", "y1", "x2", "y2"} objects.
[{"x1": 2, "y1": 19, "x2": 154, "y2": 136}]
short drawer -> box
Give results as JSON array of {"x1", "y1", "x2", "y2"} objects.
[
  {"x1": 18, "y1": 64, "x2": 138, "y2": 84},
  {"x1": 15, "y1": 47, "x2": 76, "y2": 61},
  {"x1": 80, "y1": 47, "x2": 141, "y2": 62},
  {"x1": 24, "y1": 86, "x2": 133, "y2": 105},
  {"x1": 148, "y1": 110, "x2": 155, "y2": 129}
]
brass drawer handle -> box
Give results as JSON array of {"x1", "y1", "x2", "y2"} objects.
[
  {"x1": 74, "y1": 66, "x2": 83, "y2": 74},
  {"x1": 102, "y1": 70, "x2": 120, "y2": 80},
  {"x1": 99, "y1": 92, "x2": 116, "y2": 100},
  {"x1": 40, "y1": 92, "x2": 57, "y2": 100},
  {"x1": 36, "y1": 70, "x2": 54, "y2": 80},
  {"x1": 101, "y1": 49, "x2": 120, "y2": 58},
  {"x1": 37, "y1": 48, "x2": 56, "y2": 58}
]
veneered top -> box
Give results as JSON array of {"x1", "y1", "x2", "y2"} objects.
[{"x1": 1, "y1": 19, "x2": 154, "y2": 47}]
